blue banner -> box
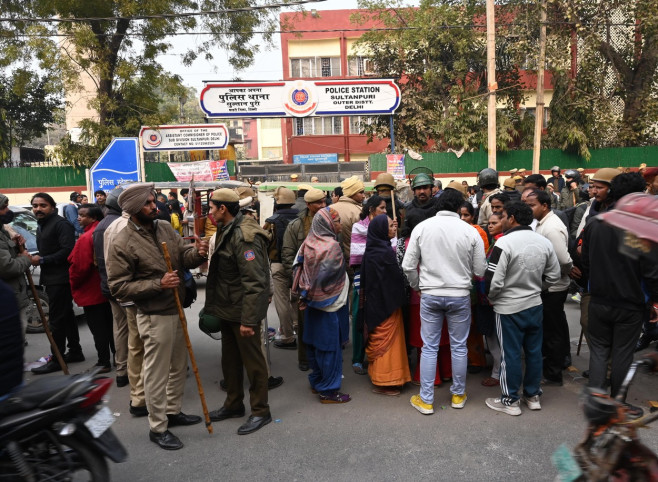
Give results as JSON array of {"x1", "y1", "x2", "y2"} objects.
[{"x1": 292, "y1": 153, "x2": 338, "y2": 164}]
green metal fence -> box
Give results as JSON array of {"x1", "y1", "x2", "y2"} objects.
[
  {"x1": 0, "y1": 161, "x2": 237, "y2": 189},
  {"x1": 369, "y1": 146, "x2": 658, "y2": 174}
]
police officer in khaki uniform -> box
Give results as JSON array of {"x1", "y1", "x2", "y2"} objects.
[
  {"x1": 204, "y1": 189, "x2": 272, "y2": 435},
  {"x1": 107, "y1": 183, "x2": 208, "y2": 451}
]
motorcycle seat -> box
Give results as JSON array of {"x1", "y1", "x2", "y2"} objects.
[{"x1": 0, "y1": 375, "x2": 80, "y2": 417}]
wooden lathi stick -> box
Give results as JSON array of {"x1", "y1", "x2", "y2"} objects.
[
  {"x1": 391, "y1": 189, "x2": 397, "y2": 221},
  {"x1": 20, "y1": 245, "x2": 69, "y2": 374},
  {"x1": 161, "y1": 242, "x2": 213, "y2": 434}
]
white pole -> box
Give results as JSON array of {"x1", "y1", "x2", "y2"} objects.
[
  {"x1": 486, "y1": 0, "x2": 497, "y2": 170},
  {"x1": 532, "y1": 0, "x2": 547, "y2": 174}
]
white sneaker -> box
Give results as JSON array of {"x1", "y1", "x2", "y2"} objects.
[
  {"x1": 485, "y1": 397, "x2": 521, "y2": 416},
  {"x1": 522, "y1": 395, "x2": 541, "y2": 410}
]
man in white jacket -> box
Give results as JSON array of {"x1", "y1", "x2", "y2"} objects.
[
  {"x1": 402, "y1": 189, "x2": 486, "y2": 415},
  {"x1": 485, "y1": 201, "x2": 560, "y2": 416}
]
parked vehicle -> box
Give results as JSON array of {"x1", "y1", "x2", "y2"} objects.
[
  {"x1": 8, "y1": 206, "x2": 38, "y2": 254},
  {"x1": 0, "y1": 369, "x2": 127, "y2": 481}
]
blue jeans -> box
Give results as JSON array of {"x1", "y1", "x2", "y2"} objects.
[
  {"x1": 419, "y1": 294, "x2": 471, "y2": 404},
  {"x1": 497, "y1": 305, "x2": 543, "y2": 405}
]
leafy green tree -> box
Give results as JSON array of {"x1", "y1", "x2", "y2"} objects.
[
  {"x1": 353, "y1": 0, "x2": 527, "y2": 153},
  {"x1": 0, "y1": 69, "x2": 62, "y2": 166},
  {"x1": 1, "y1": 0, "x2": 291, "y2": 167}
]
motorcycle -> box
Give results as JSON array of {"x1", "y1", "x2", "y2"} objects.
[
  {"x1": 0, "y1": 368, "x2": 127, "y2": 481},
  {"x1": 554, "y1": 353, "x2": 658, "y2": 481}
]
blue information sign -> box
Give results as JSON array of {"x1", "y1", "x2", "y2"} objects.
[
  {"x1": 292, "y1": 153, "x2": 338, "y2": 164},
  {"x1": 89, "y1": 138, "x2": 140, "y2": 193}
]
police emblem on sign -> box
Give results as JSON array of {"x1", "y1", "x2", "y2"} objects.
[
  {"x1": 283, "y1": 80, "x2": 318, "y2": 117},
  {"x1": 244, "y1": 250, "x2": 255, "y2": 261},
  {"x1": 143, "y1": 130, "x2": 162, "y2": 148}
]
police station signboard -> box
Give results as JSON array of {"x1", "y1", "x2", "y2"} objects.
[
  {"x1": 140, "y1": 124, "x2": 228, "y2": 151},
  {"x1": 199, "y1": 79, "x2": 400, "y2": 118}
]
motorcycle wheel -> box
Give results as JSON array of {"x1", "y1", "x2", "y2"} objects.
[{"x1": 0, "y1": 432, "x2": 109, "y2": 482}]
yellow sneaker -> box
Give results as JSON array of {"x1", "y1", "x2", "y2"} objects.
[
  {"x1": 410, "y1": 394, "x2": 434, "y2": 415},
  {"x1": 451, "y1": 393, "x2": 467, "y2": 409}
]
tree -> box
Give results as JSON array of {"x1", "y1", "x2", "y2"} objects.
[
  {"x1": 353, "y1": 0, "x2": 527, "y2": 153},
  {"x1": 0, "y1": 69, "x2": 62, "y2": 166},
  {"x1": 556, "y1": 0, "x2": 658, "y2": 147},
  {"x1": 1, "y1": 0, "x2": 293, "y2": 167}
]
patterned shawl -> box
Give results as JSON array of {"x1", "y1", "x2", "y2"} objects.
[{"x1": 292, "y1": 207, "x2": 346, "y2": 309}]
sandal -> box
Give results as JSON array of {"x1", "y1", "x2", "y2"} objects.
[
  {"x1": 319, "y1": 391, "x2": 351, "y2": 404},
  {"x1": 352, "y1": 363, "x2": 368, "y2": 375},
  {"x1": 372, "y1": 386, "x2": 401, "y2": 396},
  {"x1": 481, "y1": 377, "x2": 500, "y2": 387}
]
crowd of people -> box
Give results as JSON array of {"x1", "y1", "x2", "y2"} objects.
[{"x1": 0, "y1": 162, "x2": 657, "y2": 451}]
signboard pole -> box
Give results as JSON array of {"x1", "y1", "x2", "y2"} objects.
[
  {"x1": 138, "y1": 136, "x2": 146, "y2": 182},
  {"x1": 389, "y1": 115, "x2": 396, "y2": 154},
  {"x1": 85, "y1": 168, "x2": 91, "y2": 196}
]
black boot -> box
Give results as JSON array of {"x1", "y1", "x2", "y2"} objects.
[{"x1": 31, "y1": 359, "x2": 62, "y2": 375}]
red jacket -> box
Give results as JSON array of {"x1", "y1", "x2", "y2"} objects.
[{"x1": 68, "y1": 221, "x2": 106, "y2": 307}]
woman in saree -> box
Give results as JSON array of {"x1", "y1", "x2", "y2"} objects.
[
  {"x1": 292, "y1": 207, "x2": 351, "y2": 404},
  {"x1": 361, "y1": 214, "x2": 411, "y2": 395},
  {"x1": 349, "y1": 195, "x2": 387, "y2": 375}
]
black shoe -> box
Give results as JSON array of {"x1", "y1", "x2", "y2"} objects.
[
  {"x1": 219, "y1": 379, "x2": 227, "y2": 391},
  {"x1": 209, "y1": 406, "x2": 245, "y2": 422},
  {"x1": 268, "y1": 376, "x2": 283, "y2": 390},
  {"x1": 273, "y1": 340, "x2": 297, "y2": 350},
  {"x1": 31, "y1": 359, "x2": 61, "y2": 375},
  {"x1": 541, "y1": 377, "x2": 563, "y2": 387},
  {"x1": 582, "y1": 370, "x2": 590, "y2": 379},
  {"x1": 116, "y1": 375, "x2": 129, "y2": 387},
  {"x1": 298, "y1": 362, "x2": 310, "y2": 372},
  {"x1": 94, "y1": 362, "x2": 111, "y2": 374},
  {"x1": 636, "y1": 333, "x2": 652, "y2": 352},
  {"x1": 237, "y1": 414, "x2": 272, "y2": 435},
  {"x1": 167, "y1": 412, "x2": 202, "y2": 427},
  {"x1": 64, "y1": 350, "x2": 85, "y2": 363},
  {"x1": 129, "y1": 402, "x2": 149, "y2": 417},
  {"x1": 149, "y1": 430, "x2": 183, "y2": 450},
  {"x1": 26, "y1": 323, "x2": 45, "y2": 334},
  {"x1": 563, "y1": 355, "x2": 572, "y2": 370},
  {"x1": 467, "y1": 365, "x2": 483, "y2": 374}
]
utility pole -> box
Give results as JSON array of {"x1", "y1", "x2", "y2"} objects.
[
  {"x1": 532, "y1": 0, "x2": 547, "y2": 174},
  {"x1": 486, "y1": 0, "x2": 497, "y2": 169}
]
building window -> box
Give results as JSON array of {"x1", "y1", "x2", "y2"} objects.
[
  {"x1": 348, "y1": 56, "x2": 376, "y2": 76},
  {"x1": 290, "y1": 57, "x2": 341, "y2": 78},
  {"x1": 524, "y1": 107, "x2": 550, "y2": 129},
  {"x1": 349, "y1": 116, "x2": 374, "y2": 134},
  {"x1": 294, "y1": 116, "x2": 343, "y2": 135}
]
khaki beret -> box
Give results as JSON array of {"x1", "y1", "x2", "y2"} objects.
[
  {"x1": 297, "y1": 184, "x2": 312, "y2": 191},
  {"x1": 445, "y1": 181, "x2": 467, "y2": 197},
  {"x1": 577, "y1": 168, "x2": 584, "y2": 172},
  {"x1": 211, "y1": 188, "x2": 239, "y2": 203},
  {"x1": 290, "y1": 174, "x2": 299, "y2": 180},
  {"x1": 341, "y1": 176, "x2": 365, "y2": 198},
  {"x1": 591, "y1": 168, "x2": 621, "y2": 184},
  {"x1": 236, "y1": 186, "x2": 255, "y2": 200},
  {"x1": 639, "y1": 163, "x2": 647, "y2": 169},
  {"x1": 304, "y1": 188, "x2": 326, "y2": 203},
  {"x1": 518, "y1": 168, "x2": 527, "y2": 174},
  {"x1": 503, "y1": 177, "x2": 517, "y2": 189},
  {"x1": 275, "y1": 187, "x2": 296, "y2": 205},
  {"x1": 513, "y1": 175, "x2": 523, "y2": 181},
  {"x1": 509, "y1": 168, "x2": 518, "y2": 174},
  {"x1": 311, "y1": 176, "x2": 319, "y2": 182}
]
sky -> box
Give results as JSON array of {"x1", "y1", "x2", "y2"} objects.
[{"x1": 157, "y1": 0, "x2": 360, "y2": 91}]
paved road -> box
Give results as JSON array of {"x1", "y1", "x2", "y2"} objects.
[{"x1": 22, "y1": 282, "x2": 658, "y2": 481}]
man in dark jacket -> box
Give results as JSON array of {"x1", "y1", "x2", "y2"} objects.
[
  {"x1": 30, "y1": 192, "x2": 83, "y2": 374},
  {"x1": 205, "y1": 188, "x2": 272, "y2": 435},
  {"x1": 404, "y1": 173, "x2": 438, "y2": 232},
  {"x1": 264, "y1": 187, "x2": 299, "y2": 350},
  {"x1": 582, "y1": 173, "x2": 657, "y2": 414}
]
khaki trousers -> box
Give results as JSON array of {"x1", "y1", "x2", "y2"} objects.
[
  {"x1": 109, "y1": 299, "x2": 128, "y2": 376},
  {"x1": 271, "y1": 263, "x2": 296, "y2": 343},
  {"x1": 123, "y1": 305, "x2": 145, "y2": 407},
  {"x1": 221, "y1": 321, "x2": 269, "y2": 417},
  {"x1": 136, "y1": 312, "x2": 188, "y2": 433}
]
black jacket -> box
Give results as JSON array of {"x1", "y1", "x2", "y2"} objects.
[
  {"x1": 582, "y1": 216, "x2": 658, "y2": 312},
  {"x1": 36, "y1": 213, "x2": 75, "y2": 285},
  {"x1": 93, "y1": 210, "x2": 121, "y2": 299},
  {"x1": 0, "y1": 279, "x2": 23, "y2": 397}
]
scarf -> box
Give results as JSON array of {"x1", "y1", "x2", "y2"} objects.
[
  {"x1": 292, "y1": 207, "x2": 346, "y2": 309},
  {"x1": 361, "y1": 214, "x2": 405, "y2": 333}
]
